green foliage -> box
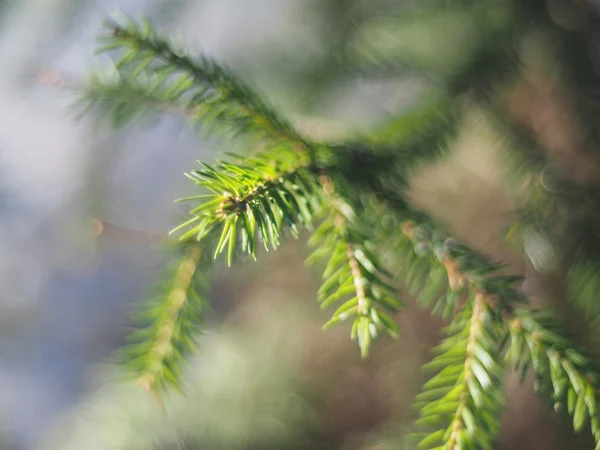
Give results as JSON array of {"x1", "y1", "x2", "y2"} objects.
[
  {"x1": 307, "y1": 196, "x2": 401, "y2": 358},
  {"x1": 508, "y1": 308, "x2": 600, "y2": 445},
  {"x1": 171, "y1": 147, "x2": 322, "y2": 263},
  {"x1": 359, "y1": 92, "x2": 461, "y2": 170},
  {"x1": 88, "y1": 15, "x2": 404, "y2": 388},
  {"x1": 78, "y1": 7, "x2": 600, "y2": 449},
  {"x1": 120, "y1": 242, "x2": 209, "y2": 394},
  {"x1": 79, "y1": 13, "x2": 310, "y2": 151},
  {"x1": 567, "y1": 264, "x2": 600, "y2": 345},
  {"x1": 413, "y1": 295, "x2": 504, "y2": 449},
  {"x1": 349, "y1": 2, "x2": 511, "y2": 82},
  {"x1": 381, "y1": 214, "x2": 524, "y2": 318}
]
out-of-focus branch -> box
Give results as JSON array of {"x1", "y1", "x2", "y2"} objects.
[{"x1": 90, "y1": 219, "x2": 167, "y2": 244}]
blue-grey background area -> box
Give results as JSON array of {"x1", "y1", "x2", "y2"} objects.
[{"x1": 0, "y1": 1, "x2": 407, "y2": 448}]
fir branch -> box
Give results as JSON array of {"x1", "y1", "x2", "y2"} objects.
[
  {"x1": 566, "y1": 263, "x2": 600, "y2": 346},
  {"x1": 83, "y1": 15, "x2": 312, "y2": 152},
  {"x1": 120, "y1": 242, "x2": 208, "y2": 394},
  {"x1": 361, "y1": 92, "x2": 460, "y2": 162},
  {"x1": 414, "y1": 292, "x2": 505, "y2": 450},
  {"x1": 507, "y1": 308, "x2": 600, "y2": 444},
  {"x1": 306, "y1": 183, "x2": 401, "y2": 358},
  {"x1": 382, "y1": 202, "x2": 600, "y2": 448},
  {"x1": 401, "y1": 219, "x2": 521, "y2": 302},
  {"x1": 348, "y1": 0, "x2": 522, "y2": 101},
  {"x1": 74, "y1": 71, "x2": 192, "y2": 128},
  {"x1": 330, "y1": 94, "x2": 468, "y2": 318},
  {"x1": 378, "y1": 205, "x2": 513, "y2": 448},
  {"x1": 373, "y1": 192, "x2": 525, "y2": 317},
  {"x1": 73, "y1": 12, "x2": 600, "y2": 449},
  {"x1": 333, "y1": 92, "x2": 462, "y2": 200},
  {"x1": 121, "y1": 139, "x2": 325, "y2": 396},
  {"x1": 173, "y1": 146, "x2": 324, "y2": 264},
  {"x1": 349, "y1": 3, "x2": 508, "y2": 82}
]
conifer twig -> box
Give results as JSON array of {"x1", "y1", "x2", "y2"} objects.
[
  {"x1": 74, "y1": 12, "x2": 600, "y2": 449},
  {"x1": 121, "y1": 241, "x2": 210, "y2": 395},
  {"x1": 91, "y1": 219, "x2": 167, "y2": 244},
  {"x1": 307, "y1": 175, "x2": 402, "y2": 357},
  {"x1": 397, "y1": 210, "x2": 600, "y2": 448},
  {"x1": 137, "y1": 245, "x2": 202, "y2": 393}
]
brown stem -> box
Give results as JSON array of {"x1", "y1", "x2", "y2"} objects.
[{"x1": 91, "y1": 219, "x2": 167, "y2": 244}]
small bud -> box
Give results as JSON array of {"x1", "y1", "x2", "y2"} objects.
[
  {"x1": 90, "y1": 219, "x2": 105, "y2": 237},
  {"x1": 401, "y1": 221, "x2": 416, "y2": 238},
  {"x1": 414, "y1": 225, "x2": 431, "y2": 241},
  {"x1": 511, "y1": 319, "x2": 522, "y2": 332},
  {"x1": 444, "y1": 238, "x2": 458, "y2": 249},
  {"x1": 414, "y1": 242, "x2": 429, "y2": 256},
  {"x1": 434, "y1": 246, "x2": 448, "y2": 261},
  {"x1": 443, "y1": 257, "x2": 466, "y2": 292},
  {"x1": 554, "y1": 402, "x2": 563, "y2": 413}
]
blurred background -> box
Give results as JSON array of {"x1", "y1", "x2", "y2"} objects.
[{"x1": 0, "y1": 1, "x2": 598, "y2": 449}]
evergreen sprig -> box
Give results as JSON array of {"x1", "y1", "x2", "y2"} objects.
[
  {"x1": 120, "y1": 148, "x2": 329, "y2": 394},
  {"x1": 307, "y1": 190, "x2": 401, "y2": 358},
  {"x1": 75, "y1": 71, "x2": 181, "y2": 128},
  {"x1": 76, "y1": 10, "x2": 600, "y2": 449},
  {"x1": 397, "y1": 217, "x2": 524, "y2": 316},
  {"x1": 390, "y1": 215, "x2": 513, "y2": 449},
  {"x1": 391, "y1": 212, "x2": 600, "y2": 449},
  {"x1": 508, "y1": 308, "x2": 600, "y2": 446},
  {"x1": 120, "y1": 242, "x2": 209, "y2": 395},
  {"x1": 413, "y1": 292, "x2": 504, "y2": 450},
  {"x1": 171, "y1": 146, "x2": 323, "y2": 265},
  {"x1": 360, "y1": 92, "x2": 461, "y2": 172},
  {"x1": 83, "y1": 14, "x2": 311, "y2": 151}
]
